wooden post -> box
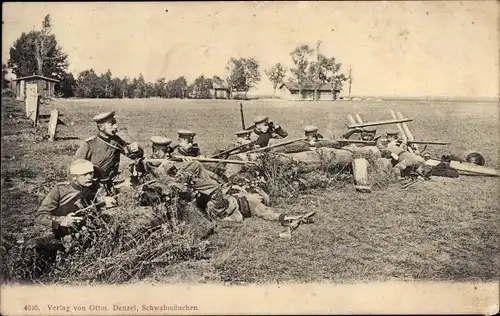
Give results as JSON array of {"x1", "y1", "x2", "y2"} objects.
[
  {"x1": 390, "y1": 110, "x2": 408, "y2": 143},
  {"x1": 396, "y1": 111, "x2": 418, "y2": 152},
  {"x1": 353, "y1": 158, "x2": 372, "y2": 193},
  {"x1": 347, "y1": 115, "x2": 357, "y2": 126},
  {"x1": 355, "y1": 114, "x2": 363, "y2": 124},
  {"x1": 347, "y1": 118, "x2": 413, "y2": 129},
  {"x1": 25, "y1": 82, "x2": 39, "y2": 126},
  {"x1": 239, "y1": 102, "x2": 245, "y2": 130},
  {"x1": 48, "y1": 108, "x2": 59, "y2": 141}
]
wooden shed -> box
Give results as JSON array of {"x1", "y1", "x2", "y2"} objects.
[
  {"x1": 13, "y1": 75, "x2": 59, "y2": 100},
  {"x1": 278, "y1": 82, "x2": 341, "y2": 101},
  {"x1": 211, "y1": 82, "x2": 230, "y2": 99}
]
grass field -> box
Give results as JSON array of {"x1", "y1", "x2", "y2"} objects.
[{"x1": 1, "y1": 97, "x2": 499, "y2": 284}]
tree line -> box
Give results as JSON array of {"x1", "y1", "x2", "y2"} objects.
[{"x1": 4, "y1": 14, "x2": 349, "y2": 100}]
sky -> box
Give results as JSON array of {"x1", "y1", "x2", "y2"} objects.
[{"x1": 2, "y1": 2, "x2": 499, "y2": 97}]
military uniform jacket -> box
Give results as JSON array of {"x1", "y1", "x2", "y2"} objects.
[
  {"x1": 251, "y1": 125, "x2": 289, "y2": 147},
  {"x1": 36, "y1": 182, "x2": 99, "y2": 231},
  {"x1": 171, "y1": 144, "x2": 201, "y2": 157},
  {"x1": 74, "y1": 133, "x2": 140, "y2": 181}
]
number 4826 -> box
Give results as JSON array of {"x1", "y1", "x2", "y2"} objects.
[{"x1": 24, "y1": 305, "x2": 40, "y2": 311}]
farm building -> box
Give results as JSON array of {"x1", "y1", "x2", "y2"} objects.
[
  {"x1": 277, "y1": 82, "x2": 341, "y2": 101},
  {"x1": 12, "y1": 75, "x2": 59, "y2": 100},
  {"x1": 211, "y1": 82, "x2": 230, "y2": 99}
]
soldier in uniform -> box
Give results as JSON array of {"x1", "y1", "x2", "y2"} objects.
[
  {"x1": 250, "y1": 116, "x2": 288, "y2": 147},
  {"x1": 146, "y1": 134, "x2": 222, "y2": 198},
  {"x1": 29, "y1": 159, "x2": 116, "y2": 250},
  {"x1": 235, "y1": 130, "x2": 253, "y2": 146},
  {"x1": 171, "y1": 130, "x2": 202, "y2": 157},
  {"x1": 381, "y1": 149, "x2": 432, "y2": 182},
  {"x1": 74, "y1": 111, "x2": 144, "y2": 194},
  {"x1": 206, "y1": 185, "x2": 315, "y2": 228}
]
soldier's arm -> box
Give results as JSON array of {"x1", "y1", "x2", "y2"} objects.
[
  {"x1": 35, "y1": 186, "x2": 64, "y2": 230},
  {"x1": 116, "y1": 135, "x2": 144, "y2": 159},
  {"x1": 272, "y1": 124, "x2": 288, "y2": 139},
  {"x1": 341, "y1": 129, "x2": 362, "y2": 139},
  {"x1": 74, "y1": 141, "x2": 91, "y2": 160}
]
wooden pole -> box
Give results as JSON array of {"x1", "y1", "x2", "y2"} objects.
[
  {"x1": 390, "y1": 109, "x2": 408, "y2": 143},
  {"x1": 396, "y1": 111, "x2": 418, "y2": 152},
  {"x1": 347, "y1": 115, "x2": 357, "y2": 126},
  {"x1": 239, "y1": 102, "x2": 245, "y2": 130},
  {"x1": 355, "y1": 114, "x2": 363, "y2": 124},
  {"x1": 347, "y1": 118, "x2": 413, "y2": 129}
]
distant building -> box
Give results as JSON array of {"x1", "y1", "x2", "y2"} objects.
[
  {"x1": 210, "y1": 82, "x2": 230, "y2": 99},
  {"x1": 277, "y1": 82, "x2": 340, "y2": 101},
  {"x1": 12, "y1": 75, "x2": 59, "y2": 100}
]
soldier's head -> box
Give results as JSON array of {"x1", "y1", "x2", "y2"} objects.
[
  {"x1": 93, "y1": 111, "x2": 118, "y2": 136},
  {"x1": 440, "y1": 154, "x2": 452, "y2": 167},
  {"x1": 235, "y1": 130, "x2": 252, "y2": 141},
  {"x1": 150, "y1": 136, "x2": 172, "y2": 159},
  {"x1": 69, "y1": 159, "x2": 95, "y2": 188},
  {"x1": 253, "y1": 116, "x2": 270, "y2": 134},
  {"x1": 304, "y1": 125, "x2": 320, "y2": 142},
  {"x1": 177, "y1": 130, "x2": 196, "y2": 151},
  {"x1": 361, "y1": 127, "x2": 377, "y2": 141},
  {"x1": 386, "y1": 130, "x2": 400, "y2": 141}
]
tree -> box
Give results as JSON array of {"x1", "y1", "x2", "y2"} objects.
[
  {"x1": 100, "y1": 69, "x2": 113, "y2": 98},
  {"x1": 289, "y1": 45, "x2": 314, "y2": 99},
  {"x1": 265, "y1": 63, "x2": 287, "y2": 98},
  {"x1": 225, "y1": 57, "x2": 261, "y2": 99},
  {"x1": 8, "y1": 15, "x2": 69, "y2": 80},
  {"x1": 2, "y1": 64, "x2": 9, "y2": 89},
  {"x1": 75, "y1": 69, "x2": 103, "y2": 98},
  {"x1": 154, "y1": 77, "x2": 167, "y2": 98},
  {"x1": 190, "y1": 75, "x2": 213, "y2": 99},
  {"x1": 56, "y1": 72, "x2": 76, "y2": 98}
]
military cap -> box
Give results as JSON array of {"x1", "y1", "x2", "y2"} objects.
[
  {"x1": 93, "y1": 111, "x2": 116, "y2": 123},
  {"x1": 386, "y1": 130, "x2": 399, "y2": 136},
  {"x1": 177, "y1": 129, "x2": 196, "y2": 138},
  {"x1": 423, "y1": 153, "x2": 431, "y2": 158},
  {"x1": 150, "y1": 136, "x2": 172, "y2": 146},
  {"x1": 235, "y1": 130, "x2": 252, "y2": 136},
  {"x1": 69, "y1": 159, "x2": 94, "y2": 175},
  {"x1": 304, "y1": 125, "x2": 319, "y2": 133},
  {"x1": 253, "y1": 116, "x2": 269, "y2": 125},
  {"x1": 362, "y1": 126, "x2": 377, "y2": 133}
]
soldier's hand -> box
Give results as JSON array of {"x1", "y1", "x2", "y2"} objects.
[
  {"x1": 60, "y1": 213, "x2": 83, "y2": 228},
  {"x1": 128, "y1": 142, "x2": 139, "y2": 153}
]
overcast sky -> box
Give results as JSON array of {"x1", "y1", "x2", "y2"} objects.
[{"x1": 2, "y1": 2, "x2": 498, "y2": 97}]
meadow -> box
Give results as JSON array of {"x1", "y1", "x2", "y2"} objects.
[{"x1": 1, "y1": 97, "x2": 498, "y2": 284}]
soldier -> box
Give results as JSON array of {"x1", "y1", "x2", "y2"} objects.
[
  {"x1": 29, "y1": 159, "x2": 116, "y2": 250},
  {"x1": 304, "y1": 125, "x2": 323, "y2": 146},
  {"x1": 146, "y1": 134, "x2": 222, "y2": 198},
  {"x1": 206, "y1": 185, "x2": 315, "y2": 229},
  {"x1": 235, "y1": 130, "x2": 253, "y2": 146},
  {"x1": 74, "y1": 111, "x2": 144, "y2": 194},
  {"x1": 171, "y1": 130, "x2": 201, "y2": 157},
  {"x1": 381, "y1": 149, "x2": 432, "y2": 182},
  {"x1": 250, "y1": 116, "x2": 288, "y2": 147}
]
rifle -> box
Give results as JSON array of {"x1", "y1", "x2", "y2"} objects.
[
  {"x1": 335, "y1": 139, "x2": 377, "y2": 145},
  {"x1": 247, "y1": 137, "x2": 308, "y2": 153},
  {"x1": 146, "y1": 156, "x2": 256, "y2": 166},
  {"x1": 211, "y1": 142, "x2": 255, "y2": 159},
  {"x1": 406, "y1": 140, "x2": 450, "y2": 146},
  {"x1": 279, "y1": 211, "x2": 316, "y2": 239}
]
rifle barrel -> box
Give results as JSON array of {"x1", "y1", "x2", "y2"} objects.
[
  {"x1": 335, "y1": 139, "x2": 376, "y2": 145},
  {"x1": 407, "y1": 140, "x2": 450, "y2": 145},
  {"x1": 146, "y1": 157, "x2": 252, "y2": 165},
  {"x1": 247, "y1": 137, "x2": 308, "y2": 153}
]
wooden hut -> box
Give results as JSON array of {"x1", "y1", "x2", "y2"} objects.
[{"x1": 13, "y1": 75, "x2": 59, "y2": 100}]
